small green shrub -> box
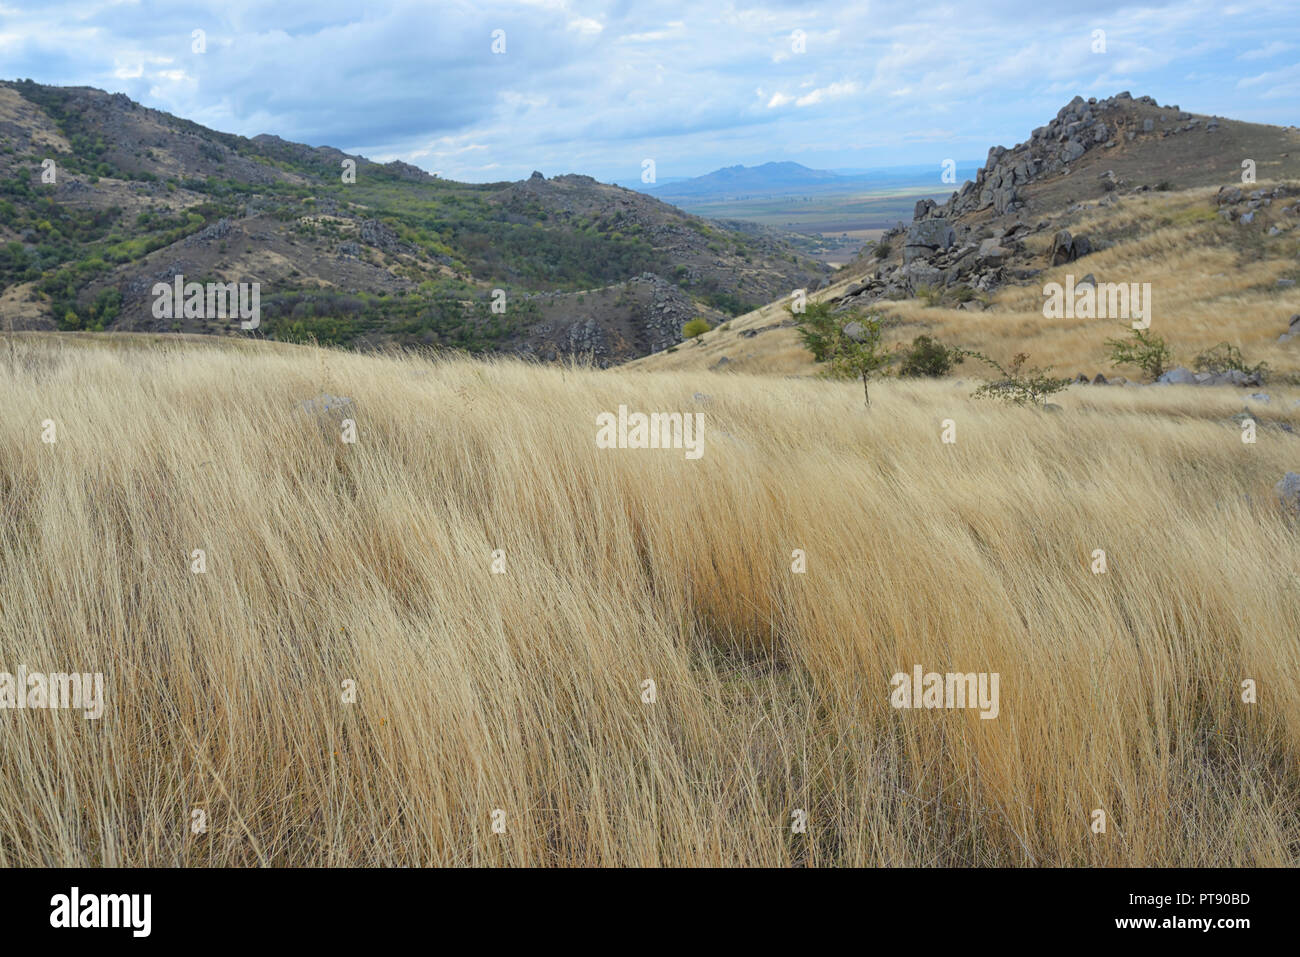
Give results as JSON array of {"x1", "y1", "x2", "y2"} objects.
[
  {"x1": 1106, "y1": 326, "x2": 1173, "y2": 381},
  {"x1": 958, "y1": 350, "x2": 1070, "y2": 407},
  {"x1": 898, "y1": 335, "x2": 957, "y2": 377},
  {"x1": 681, "y1": 318, "x2": 711, "y2": 339},
  {"x1": 1193, "y1": 342, "x2": 1268, "y2": 379}
]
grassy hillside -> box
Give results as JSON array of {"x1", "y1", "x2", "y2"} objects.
[
  {"x1": 0, "y1": 80, "x2": 827, "y2": 359},
  {"x1": 2, "y1": 333, "x2": 1297, "y2": 865},
  {"x1": 632, "y1": 182, "x2": 1300, "y2": 379}
]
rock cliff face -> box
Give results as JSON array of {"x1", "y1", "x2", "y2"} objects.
[{"x1": 831, "y1": 93, "x2": 1300, "y2": 310}]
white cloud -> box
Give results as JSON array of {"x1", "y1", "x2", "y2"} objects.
[
  {"x1": 1238, "y1": 41, "x2": 1295, "y2": 61},
  {"x1": 567, "y1": 17, "x2": 603, "y2": 36},
  {"x1": 795, "y1": 81, "x2": 859, "y2": 107}
]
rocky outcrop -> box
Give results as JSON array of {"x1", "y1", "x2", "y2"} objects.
[
  {"x1": 1049, "y1": 229, "x2": 1092, "y2": 266},
  {"x1": 903, "y1": 219, "x2": 956, "y2": 264}
]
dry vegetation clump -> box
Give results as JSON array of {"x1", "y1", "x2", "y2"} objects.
[{"x1": 1, "y1": 334, "x2": 1298, "y2": 865}]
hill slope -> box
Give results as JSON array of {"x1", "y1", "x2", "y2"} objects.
[
  {"x1": 0, "y1": 80, "x2": 829, "y2": 363},
  {"x1": 4, "y1": 332, "x2": 1299, "y2": 865},
  {"x1": 631, "y1": 93, "x2": 1300, "y2": 379}
]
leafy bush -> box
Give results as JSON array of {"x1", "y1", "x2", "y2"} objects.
[
  {"x1": 791, "y1": 300, "x2": 838, "y2": 362},
  {"x1": 898, "y1": 335, "x2": 957, "y2": 377},
  {"x1": 959, "y1": 351, "x2": 1070, "y2": 407},
  {"x1": 872, "y1": 240, "x2": 891, "y2": 260},
  {"x1": 682, "y1": 318, "x2": 711, "y2": 339},
  {"x1": 792, "y1": 301, "x2": 890, "y2": 405},
  {"x1": 1193, "y1": 342, "x2": 1268, "y2": 379},
  {"x1": 1105, "y1": 326, "x2": 1173, "y2": 381}
]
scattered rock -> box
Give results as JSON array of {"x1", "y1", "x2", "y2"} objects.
[
  {"x1": 1156, "y1": 367, "x2": 1198, "y2": 385},
  {"x1": 1275, "y1": 472, "x2": 1300, "y2": 511}
]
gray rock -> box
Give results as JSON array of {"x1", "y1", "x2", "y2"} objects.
[
  {"x1": 903, "y1": 218, "x2": 956, "y2": 264},
  {"x1": 1275, "y1": 472, "x2": 1300, "y2": 510},
  {"x1": 299, "y1": 393, "x2": 355, "y2": 416},
  {"x1": 1156, "y1": 367, "x2": 1197, "y2": 385},
  {"x1": 1050, "y1": 230, "x2": 1090, "y2": 266},
  {"x1": 1060, "y1": 139, "x2": 1086, "y2": 163},
  {"x1": 977, "y1": 237, "x2": 1011, "y2": 265},
  {"x1": 1249, "y1": 393, "x2": 1271, "y2": 403}
]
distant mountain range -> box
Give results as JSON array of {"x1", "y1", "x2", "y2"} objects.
[{"x1": 637, "y1": 160, "x2": 983, "y2": 203}]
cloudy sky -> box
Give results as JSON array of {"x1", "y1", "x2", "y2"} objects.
[{"x1": 1, "y1": 0, "x2": 1297, "y2": 183}]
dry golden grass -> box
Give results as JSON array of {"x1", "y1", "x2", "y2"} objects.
[{"x1": 2, "y1": 333, "x2": 1299, "y2": 866}]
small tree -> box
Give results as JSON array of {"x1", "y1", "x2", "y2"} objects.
[
  {"x1": 681, "y1": 317, "x2": 711, "y2": 339},
  {"x1": 1106, "y1": 326, "x2": 1173, "y2": 381},
  {"x1": 791, "y1": 301, "x2": 890, "y2": 406},
  {"x1": 958, "y1": 350, "x2": 1070, "y2": 407},
  {"x1": 832, "y1": 314, "x2": 891, "y2": 407},
  {"x1": 791, "y1": 300, "x2": 838, "y2": 361}
]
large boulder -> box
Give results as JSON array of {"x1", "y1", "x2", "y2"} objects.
[
  {"x1": 903, "y1": 218, "x2": 956, "y2": 264},
  {"x1": 900, "y1": 259, "x2": 943, "y2": 290},
  {"x1": 993, "y1": 185, "x2": 1018, "y2": 214},
  {"x1": 1156, "y1": 367, "x2": 1197, "y2": 385},
  {"x1": 977, "y1": 237, "x2": 1011, "y2": 266},
  {"x1": 1049, "y1": 230, "x2": 1091, "y2": 266},
  {"x1": 1059, "y1": 139, "x2": 1086, "y2": 164},
  {"x1": 1050, "y1": 230, "x2": 1074, "y2": 265}
]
